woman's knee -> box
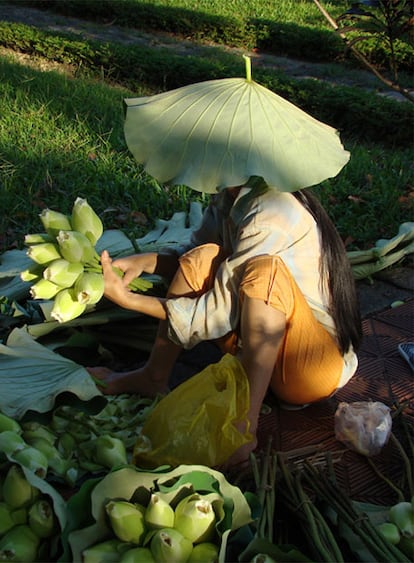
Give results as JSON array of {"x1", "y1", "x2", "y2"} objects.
[{"x1": 178, "y1": 243, "x2": 225, "y2": 293}]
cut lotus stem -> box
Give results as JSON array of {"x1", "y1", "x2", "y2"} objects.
[
  {"x1": 144, "y1": 494, "x2": 175, "y2": 530},
  {"x1": 71, "y1": 197, "x2": 104, "y2": 246},
  {"x1": 243, "y1": 54, "x2": 252, "y2": 82},
  {"x1": 105, "y1": 500, "x2": 146, "y2": 544},
  {"x1": 150, "y1": 528, "x2": 193, "y2": 563},
  {"x1": 0, "y1": 524, "x2": 40, "y2": 563}
]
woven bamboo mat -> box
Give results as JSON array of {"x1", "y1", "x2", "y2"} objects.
[{"x1": 255, "y1": 299, "x2": 414, "y2": 505}]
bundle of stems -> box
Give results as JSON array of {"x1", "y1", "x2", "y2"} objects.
[
  {"x1": 250, "y1": 439, "x2": 277, "y2": 543},
  {"x1": 301, "y1": 460, "x2": 411, "y2": 563}
]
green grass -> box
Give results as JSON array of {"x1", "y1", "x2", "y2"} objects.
[{"x1": 0, "y1": 52, "x2": 411, "y2": 255}]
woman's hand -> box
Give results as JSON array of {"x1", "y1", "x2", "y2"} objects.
[
  {"x1": 111, "y1": 252, "x2": 158, "y2": 287},
  {"x1": 101, "y1": 250, "x2": 134, "y2": 308}
]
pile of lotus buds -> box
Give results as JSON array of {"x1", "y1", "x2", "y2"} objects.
[
  {"x1": 0, "y1": 464, "x2": 59, "y2": 562},
  {"x1": 0, "y1": 395, "x2": 158, "y2": 486},
  {"x1": 20, "y1": 197, "x2": 152, "y2": 323},
  {"x1": 377, "y1": 498, "x2": 414, "y2": 558},
  {"x1": 84, "y1": 491, "x2": 220, "y2": 563}
]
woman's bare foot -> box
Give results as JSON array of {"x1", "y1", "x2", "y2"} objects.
[{"x1": 86, "y1": 365, "x2": 169, "y2": 397}]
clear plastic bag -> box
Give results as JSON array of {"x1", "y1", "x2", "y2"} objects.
[{"x1": 334, "y1": 401, "x2": 392, "y2": 456}]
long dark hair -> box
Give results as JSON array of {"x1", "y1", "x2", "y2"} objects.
[{"x1": 294, "y1": 190, "x2": 362, "y2": 354}]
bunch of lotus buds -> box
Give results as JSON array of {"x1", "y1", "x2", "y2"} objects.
[
  {"x1": 376, "y1": 497, "x2": 414, "y2": 558},
  {"x1": 83, "y1": 492, "x2": 221, "y2": 562},
  {"x1": 0, "y1": 464, "x2": 58, "y2": 562},
  {"x1": 0, "y1": 395, "x2": 158, "y2": 486},
  {"x1": 21, "y1": 197, "x2": 153, "y2": 323}
]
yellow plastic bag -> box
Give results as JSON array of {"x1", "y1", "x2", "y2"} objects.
[{"x1": 133, "y1": 353, "x2": 253, "y2": 468}]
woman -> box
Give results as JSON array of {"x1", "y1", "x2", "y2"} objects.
[{"x1": 88, "y1": 176, "x2": 362, "y2": 465}]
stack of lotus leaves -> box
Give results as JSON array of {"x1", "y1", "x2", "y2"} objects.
[{"x1": 84, "y1": 492, "x2": 220, "y2": 562}]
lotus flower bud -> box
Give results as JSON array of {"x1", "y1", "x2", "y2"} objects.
[
  {"x1": 94, "y1": 435, "x2": 128, "y2": 468},
  {"x1": 3, "y1": 465, "x2": 38, "y2": 509},
  {"x1": 27, "y1": 242, "x2": 62, "y2": 265},
  {"x1": 251, "y1": 554, "x2": 277, "y2": 563},
  {"x1": 174, "y1": 494, "x2": 216, "y2": 544},
  {"x1": 56, "y1": 230, "x2": 96, "y2": 264},
  {"x1": 25, "y1": 437, "x2": 71, "y2": 477},
  {"x1": 71, "y1": 197, "x2": 103, "y2": 246},
  {"x1": 188, "y1": 542, "x2": 219, "y2": 562},
  {"x1": 57, "y1": 432, "x2": 76, "y2": 457},
  {"x1": 22, "y1": 422, "x2": 56, "y2": 445},
  {"x1": 376, "y1": 522, "x2": 401, "y2": 545},
  {"x1": 82, "y1": 539, "x2": 129, "y2": 563},
  {"x1": 150, "y1": 528, "x2": 193, "y2": 563},
  {"x1": 105, "y1": 500, "x2": 146, "y2": 544},
  {"x1": 24, "y1": 233, "x2": 54, "y2": 245},
  {"x1": 50, "y1": 288, "x2": 86, "y2": 323},
  {"x1": 0, "y1": 414, "x2": 21, "y2": 434},
  {"x1": 43, "y1": 259, "x2": 83, "y2": 288},
  {"x1": 11, "y1": 506, "x2": 28, "y2": 525},
  {"x1": 30, "y1": 279, "x2": 62, "y2": 300},
  {"x1": 389, "y1": 501, "x2": 414, "y2": 538},
  {"x1": 0, "y1": 430, "x2": 26, "y2": 457},
  {"x1": 74, "y1": 272, "x2": 104, "y2": 305},
  {"x1": 20, "y1": 264, "x2": 44, "y2": 283},
  {"x1": 28, "y1": 499, "x2": 55, "y2": 538},
  {"x1": 0, "y1": 503, "x2": 15, "y2": 535},
  {"x1": 0, "y1": 524, "x2": 40, "y2": 562},
  {"x1": 39, "y1": 208, "x2": 72, "y2": 237},
  {"x1": 12, "y1": 446, "x2": 48, "y2": 478},
  {"x1": 120, "y1": 547, "x2": 155, "y2": 562},
  {"x1": 144, "y1": 494, "x2": 175, "y2": 530}
]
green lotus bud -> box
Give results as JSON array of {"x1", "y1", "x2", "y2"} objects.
[
  {"x1": 0, "y1": 413, "x2": 22, "y2": 434},
  {"x1": 20, "y1": 263, "x2": 44, "y2": 283},
  {"x1": 0, "y1": 430, "x2": 26, "y2": 455},
  {"x1": 389, "y1": 501, "x2": 414, "y2": 538},
  {"x1": 94, "y1": 435, "x2": 128, "y2": 468},
  {"x1": 50, "y1": 288, "x2": 86, "y2": 323},
  {"x1": 188, "y1": 542, "x2": 219, "y2": 563},
  {"x1": 174, "y1": 494, "x2": 216, "y2": 544},
  {"x1": 120, "y1": 547, "x2": 155, "y2": 563},
  {"x1": 12, "y1": 446, "x2": 48, "y2": 478},
  {"x1": 43, "y1": 259, "x2": 83, "y2": 288},
  {"x1": 105, "y1": 500, "x2": 146, "y2": 544},
  {"x1": 27, "y1": 242, "x2": 61, "y2": 265},
  {"x1": 71, "y1": 197, "x2": 103, "y2": 246},
  {"x1": 0, "y1": 503, "x2": 15, "y2": 535},
  {"x1": 82, "y1": 539, "x2": 129, "y2": 563},
  {"x1": 11, "y1": 506, "x2": 28, "y2": 525},
  {"x1": 376, "y1": 522, "x2": 401, "y2": 545},
  {"x1": 25, "y1": 437, "x2": 71, "y2": 477},
  {"x1": 74, "y1": 272, "x2": 104, "y2": 305},
  {"x1": 57, "y1": 432, "x2": 76, "y2": 457},
  {"x1": 0, "y1": 524, "x2": 40, "y2": 562},
  {"x1": 251, "y1": 554, "x2": 277, "y2": 563},
  {"x1": 39, "y1": 208, "x2": 72, "y2": 237},
  {"x1": 22, "y1": 422, "x2": 56, "y2": 445},
  {"x1": 150, "y1": 528, "x2": 193, "y2": 563},
  {"x1": 24, "y1": 233, "x2": 54, "y2": 245},
  {"x1": 28, "y1": 499, "x2": 55, "y2": 539},
  {"x1": 144, "y1": 494, "x2": 175, "y2": 530},
  {"x1": 3, "y1": 465, "x2": 38, "y2": 509},
  {"x1": 30, "y1": 279, "x2": 62, "y2": 300},
  {"x1": 56, "y1": 230, "x2": 96, "y2": 264}
]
